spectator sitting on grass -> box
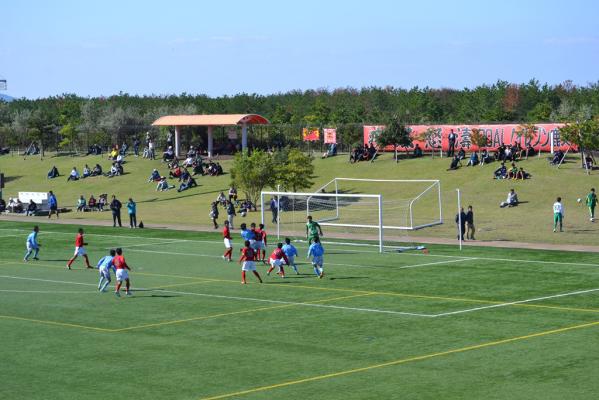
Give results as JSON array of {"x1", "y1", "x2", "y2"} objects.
[
  {"x1": 105, "y1": 163, "x2": 119, "y2": 178},
  {"x1": 0, "y1": 198, "x2": 6, "y2": 213},
  {"x1": 192, "y1": 162, "x2": 204, "y2": 176},
  {"x1": 8, "y1": 198, "x2": 24, "y2": 213},
  {"x1": 494, "y1": 162, "x2": 507, "y2": 179},
  {"x1": 169, "y1": 165, "x2": 182, "y2": 179},
  {"x1": 447, "y1": 155, "x2": 461, "y2": 171},
  {"x1": 26, "y1": 200, "x2": 37, "y2": 216},
  {"x1": 67, "y1": 167, "x2": 80, "y2": 182},
  {"x1": 76, "y1": 195, "x2": 87, "y2": 212},
  {"x1": 413, "y1": 143, "x2": 423, "y2": 158},
  {"x1": 88, "y1": 195, "x2": 97, "y2": 210},
  {"x1": 516, "y1": 167, "x2": 530, "y2": 180},
  {"x1": 466, "y1": 152, "x2": 479, "y2": 166},
  {"x1": 47, "y1": 166, "x2": 59, "y2": 179},
  {"x1": 507, "y1": 163, "x2": 519, "y2": 179},
  {"x1": 82, "y1": 164, "x2": 91, "y2": 178},
  {"x1": 550, "y1": 150, "x2": 565, "y2": 165},
  {"x1": 217, "y1": 192, "x2": 227, "y2": 206},
  {"x1": 148, "y1": 168, "x2": 161, "y2": 182},
  {"x1": 349, "y1": 146, "x2": 362, "y2": 163},
  {"x1": 457, "y1": 147, "x2": 466, "y2": 160},
  {"x1": 500, "y1": 189, "x2": 519, "y2": 208},
  {"x1": 116, "y1": 153, "x2": 124, "y2": 164},
  {"x1": 481, "y1": 149, "x2": 492, "y2": 165},
  {"x1": 156, "y1": 177, "x2": 175, "y2": 191},
  {"x1": 91, "y1": 163, "x2": 102, "y2": 176},
  {"x1": 98, "y1": 194, "x2": 107, "y2": 211},
  {"x1": 163, "y1": 146, "x2": 175, "y2": 162},
  {"x1": 177, "y1": 174, "x2": 197, "y2": 192}
]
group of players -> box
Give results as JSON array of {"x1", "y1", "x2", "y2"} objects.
[
  {"x1": 24, "y1": 226, "x2": 133, "y2": 297},
  {"x1": 224, "y1": 215, "x2": 326, "y2": 284}
]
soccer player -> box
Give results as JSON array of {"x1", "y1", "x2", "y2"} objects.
[
  {"x1": 66, "y1": 228, "x2": 92, "y2": 270},
  {"x1": 113, "y1": 247, "x2": 132, "y2": 296},
  {"x1": 306, "y1": 215, "x2": 323, "y2": 245},
  {"x1": 222, "y1": 220, "x2": 233, "y2": 262},
  {"x1": 553, "y1": 197, "x2": 564, "y2": 232},
  {"x1": 282, "y1": 237, "x2": 299, "y2": 274},
  {"x1": 249, "y1": 223, "x2": 262, "y2": 261},
  {"x1": 24, "y1": 226, "x2": 40, "y2": 261},
  {"x1": 258, "y1": 223, "x2": 268, "y2": 262},
  {"x1": 586, "y1": 188, "x2": 597, "y2": 222},
  {"x1": 267, "y1": 242, "x2": 290, "y2": 278},
  {"x1": 239, "y1": 240, "x2": 263, "y2": 284},
  {"x1": 97, "y1": 249, "x2": 116, "y2": 292},
  {"x1": 240, "y1": 223, "x2": 254, "y2": 243},
  {"x1": 307, "y1": 237, "x2": 325, "y2": 278}
]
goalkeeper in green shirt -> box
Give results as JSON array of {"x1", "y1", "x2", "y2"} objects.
[
  {"x1": 306, "y1": 215, "x2": 323, "y2": 245},
  {"x1": 586, "y1": 188, "x2": 597, "y2": 222}
]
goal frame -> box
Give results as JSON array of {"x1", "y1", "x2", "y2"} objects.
[
  {"x1": 314, "y1": 178, "x2": 443, "y2": 230},
  {"x1": 261, "y1": 191, "x2": 384, "y2": 252}
]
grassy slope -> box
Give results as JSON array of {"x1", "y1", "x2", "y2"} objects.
[
  {"x1": 0, "y1": 221, "x2": 598, "y2": 399},
  {"x1": 0, "y1": 151, "x2": 597, "y2": 244}
]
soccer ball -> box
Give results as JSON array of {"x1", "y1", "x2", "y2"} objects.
[
  {"x1": 577, "y1": 198, "x2": 582, "y2": 203},
  {"x1": 241, "y1": 211, "x2": 247, "y2": 217}
]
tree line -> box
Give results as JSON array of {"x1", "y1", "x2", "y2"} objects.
[{"x1": 1, "y1": 79, "x2": 598, "y2": 152}]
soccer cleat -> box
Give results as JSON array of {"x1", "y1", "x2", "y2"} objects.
[
  {"x1": 319, "y1": 273, "x2": 325, "y2": 279},
  {"x1": 66, "y1": 265, "x2": 72, "y2": 270},
  {"x1": 33, "y1": 257, "x2": 39, "y2": 261},
  {"x1": 114, "y1": 291, "x2": 121, "y2": 297},
  {"x1": 241, "y1": 281, "x2": 247, "y2": 284},
  {"x1": 553, "y1": 229, "x2": 556, "y2": 233},
  {"x1": 126, "y1": 291, "x2": 132, "y2": 296}
]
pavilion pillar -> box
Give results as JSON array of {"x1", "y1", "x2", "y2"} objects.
[
  {"x1": 207, "y1": 125, "x2": 214, "y2": 158},
  {"x1": 241, "y1": 123, "x2": 248, "y2": 152},
  {"x1": 174, "y1": 126, "x2": 181, "y2": 158}
]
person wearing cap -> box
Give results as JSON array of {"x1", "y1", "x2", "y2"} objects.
[
  {"x1": 163, "y1": 145, "x2": 175, "y2": 162},
  {"x1": 148, "y1": 168, "x2": 160, "y2": 182}
]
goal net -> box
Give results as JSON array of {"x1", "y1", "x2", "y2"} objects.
[{"x1": 260, "y1": 179, "x2": 442, "y2": 252}]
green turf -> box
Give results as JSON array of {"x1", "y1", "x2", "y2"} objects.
[
  {"x1": 1, "y1": 150, "x2": 598, "y2": 245},
  {"x1": 0, "y1": 220, "x2": 598, "y2": 399}
]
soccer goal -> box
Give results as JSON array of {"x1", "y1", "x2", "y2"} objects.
[{"x1": 260, "y1": 179, "x2": 442, "y2": 253}]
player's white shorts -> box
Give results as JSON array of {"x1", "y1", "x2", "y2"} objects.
[
  {"x1": 269, "y1": 258, "x2": 284, "y2": 268},
  {"x1": 224, "y1": 238, "x2": 232, "y2": 248},
  {"x1": 242, "y1": 261, "x2": 256, "y2": 271},
  {"x1": 311, "y1": 256, "x2": 323, "y2": 267},
  {"x1": 99, "y1": 267, "x2": 111, "y2": 280},
  {"x1": 116, "y1": 269, "x2": 129, "y2": 281},
  {"x1": 74, "y1": 246, "x2": 87, "y2": 256}
]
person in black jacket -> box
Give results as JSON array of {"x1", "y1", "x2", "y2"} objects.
[
  {"x1": 110, "y1": 195, "x2": 122, "y2": 227},
  {"x1": 465, "y1": 205, "x2": 475, "y2": 240},
  {"x1": 455, "y1": 207, "x2": 467, "y2": 241}
]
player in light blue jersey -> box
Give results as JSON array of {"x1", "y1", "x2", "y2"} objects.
[
  {"x1": 24, "y1": 226, "x2": 40, "y2": 261},
  {"x1": 282, "y1": 237, "x2": 299, "y2": 274},
  {"x1": 240, "y1": 223, "x2": 254, "y2": 242},
  {"x1": 307, "y1": 237, "x2": 325, "y2": 278},
  {"x1": 97, "y1": 249, "x2": 116, "y2": 292}
]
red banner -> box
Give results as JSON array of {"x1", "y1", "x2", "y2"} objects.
[
  {"x1": 323, "y1": 128, "x2": 337, "y2": 144},
  {"x1": 302, "y1": 128, "x2": 320, "y2": 142},
  {"x1": 364, "y1": 124, "x2": 570, "y2": 152}
]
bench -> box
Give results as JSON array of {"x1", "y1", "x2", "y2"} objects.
[{"x1": 18, "y1": 192, "x2": 49, "y2": 215}]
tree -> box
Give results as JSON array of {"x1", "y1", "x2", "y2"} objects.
[
  {"x1": 559, "y1": 119, "x2": 599, "y2": 170},
  {"x1": 515, "y1": 123, "x2": 537, "y2": 159},
  {"x1": 230, "y1": 150, "x2": 276, "y2": 207},
  {"x1": 470, "y1": 128, "x2": 489, "y2": 158},
  {"x1": 416, "y1": 127, "x2": 440, "y2": 158},
  {"x1": 273, "y1": 147, "x2": 314, "y2": 192},
  {"x1": 58, "y1": 123, "x2": 77, "y2": 152},
  {"x1": 376, "y1": 116, "x2": 412, "y2": 162}
]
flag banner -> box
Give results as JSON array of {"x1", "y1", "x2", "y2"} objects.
[
  {"x1": 323, "y1": 128, "x2": 337, "y2": 144},
  {"x1": 363, "y1": 124, "x2": 570, "y2": 152},
  {"x1": 302, "y1": 127, "x2": 320, "y2": 141}
]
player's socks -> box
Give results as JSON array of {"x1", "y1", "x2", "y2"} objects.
[
  {"x1": 279, "y1": 266, "x2": 285, "y2": 278},
  {"x1": 241, "y1": 271, "x2": 247, "y2": 284},
  {"x1": 98, "y1": 277, "x2": 105, "y2": 289},
  {"x1": 67, "y1": 258, "x2": 74, "y2": 268},
  {"x1": 267, "y1": 266, "x2": 274, "y2": 275},
  {"x1": 253, "y1": 271, "x2": 263, "y2": 283},
  {"x1": 313, "y1": 266, "x2": 320, "y2": 276},
  {"x1": 101, "y1": 280, "x2": 110, "y2": 292},
  {"x1": 292, "y1": 264, "x2": 299, "y2": 274}
]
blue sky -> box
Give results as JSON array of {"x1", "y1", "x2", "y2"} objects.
[{"x1": 1, "y1": 0, "x2": 598, "y2": 98}]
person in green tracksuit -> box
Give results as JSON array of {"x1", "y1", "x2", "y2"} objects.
[
  {"x1": 586, "y1": 188, "x2": 597, "y2": 222},
  {"x1": 306, "y1": 215, "x2": 323, "y2": 245}
]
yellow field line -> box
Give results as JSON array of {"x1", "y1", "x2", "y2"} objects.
[
  {"x1": 1, "y1": 259, "x2": 597, "y2": 315},
  {"x1": 115, "y1": 293, "x2": 375, "y2": 332},
  {"x1": 199, "y1": 319, "x2": 599, "y2": 400},
  {"x1": 0, "y1": 314, "x2": 113, "y2": 332}
]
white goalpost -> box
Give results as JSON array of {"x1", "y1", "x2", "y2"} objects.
[{"x1": 260, "y1": 179, "x2": 442, "y2": 253}]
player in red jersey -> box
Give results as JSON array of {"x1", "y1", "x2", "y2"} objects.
[
  {"x1": 239, "y1": 240, "x2": 263, "y2": 284},
  {"x1": 267, "y1": 242, "x2": 290, "y2": 278},
  {"x1": 257, "y1": 223, "x2": 268, "y2": 262},
  {"x1": 66, "y1": 228, "x2": 92, "y2": 270},
  {"x1": 222, "y1": 220, "x2": 233, "y2": 262},
  {"x1": 113, "y1": 247, "x2": 132, "y2": 297}
]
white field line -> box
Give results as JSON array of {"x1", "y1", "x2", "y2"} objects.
[
  {"x1": 109, "y1": 239, "x2": 185, "y2": 249},
  {"x1": 397, "y1": 258, "x2": 476, "y2": 269},
  {"x1": 0, "y1": 289, "x2": 95, "y2": 294},
  {"x1": 0, "y1": 275, "x2": 432, "y2": 317},
  {"x1": 3, "y1": 228, "x2": 598, "y2": 268},
  {"x1": 433, "y1": 288, "x2": 599, "y2": 317}
]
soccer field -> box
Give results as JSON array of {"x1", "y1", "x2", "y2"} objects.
[{"x1": 1, "y1": 221, "x2": 598, "y2": 400}]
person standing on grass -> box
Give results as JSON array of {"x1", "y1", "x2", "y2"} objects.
[
  {"x1": 270, "y1": 197, "x2": 278, "y2": 223},
  {"x1": 239, "y1": 240, "x2": 263, "y2": 285},
  {"x1": 282, "y1": 237, "x2": 299, "y2": 274},
  {"x1": 222, "y1": 220, "x2": 233, "y2": 262},
  {"x1": 586, "y1": 188, "x2": 597, "y2": 222},
  {"x1": 455, "y1": 207, "x2": 466, "y2": 240},
  {"x1": 113, "y1": 248, "x2": 132, "y2": 297},
  {"x1": 258, "y1": 223, "x2": 268, "y2": 262},
  {"x1": 553, "y1": 197, "x2": 564, "y2": 232},
  {"x1": 306, "y1": 215, "x2": 323, "y2": 245},
  {"x1": 47, "y1": 191, "x2": 59, "y2": 219},
  {"x1": 67, "y1": 228, "x2": 93, "y2": 270},
  {"x1": 465, "y1": 205, "x2": 475, "y2": 240},
  {"x1": 308, "y1": 237, "x2": 325, "y2": 278},
  {"x1": 226, "y1": 200, "x2": 236, "y2": 230},
  {"x1": 210, "y1": 202, "x2": 219, "y2": 229},
  {"x1": 126, "y1": 198, "x2": 137, "y2": 228},
  {"x1": 97, "y1": 249, "x2": 116, "y2": 292},
  {"x1": 110, "y1": 195, "x2": 122, "y2": 227},
  {"x1": 24, "y1": 225, "x2": 40, "y2": 261}
]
